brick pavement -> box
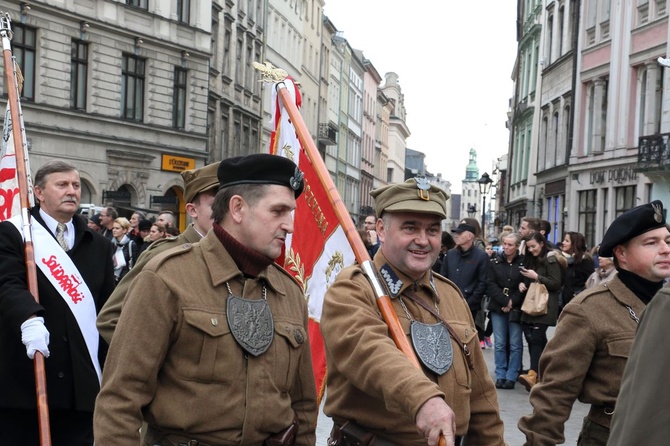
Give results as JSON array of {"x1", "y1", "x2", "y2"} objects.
[{"x1": 315, "y1": 326, "x2": 589, "y2": 445}]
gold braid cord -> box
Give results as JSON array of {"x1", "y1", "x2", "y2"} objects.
[
  {"x1": 285, "y1": 247, "x2": 308, "y2": 297},
  {"x1": 252, "y1": 61, "x2": 288, "y2": 83},
  {"x1": 15, "y1": 61, "x2": 23, "y2": 95}
]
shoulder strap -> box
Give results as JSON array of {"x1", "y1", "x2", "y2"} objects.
[
  {"x1": 403, "y1": 289, "x2": 474, "y2": 370},
  {"x1": 127, "y1": 240, "x2": 134, "y2": 267}
]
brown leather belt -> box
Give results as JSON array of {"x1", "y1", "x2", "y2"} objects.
[
  {"x1": 587, "y1": 404, "x2": 614, "y2": 428},
  {"x1": 144, "y1": 426, "x2": 212, "y2": 446},
  {"x1": 329, "y1": 422, "x2": 461, "y2": 446}
]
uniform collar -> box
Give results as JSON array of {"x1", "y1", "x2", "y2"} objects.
[
  {"x1": 605, "y1": 274, "x2": 656, "y2": 308},
  {"x1": 372, "y1": 250, "x2": 438, "y2": 301},
  {"x1": 199, "y1": 230, "x2": 288, "y2": 298}
]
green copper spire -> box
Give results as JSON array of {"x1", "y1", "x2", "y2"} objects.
[{"x1": 465, "y1": 148, "x2": 479, "y2": 181}]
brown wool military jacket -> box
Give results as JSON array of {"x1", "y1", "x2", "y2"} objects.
[
  {"x1": 93, "y1": 231, "x2": 317, "y2": 445},
  {"x1": 518, "y1": 275, "x2": 645, "y2": 445},
  {"x1": 321, "y1": 252, "x2": 505, "y2": 445},
  {"x1": 96, "y1": 224, "x2": 203, "y2": 344},
  {"x1": 608, "y1": 287, "x2": 670, "y2": 446}
]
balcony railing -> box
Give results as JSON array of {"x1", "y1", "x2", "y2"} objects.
[
  {"x1": 638, "y1": 132, "x2": 670, "y2": 171},
  {"x1": 318, "y1": 123, "x2": 337, "y2": 146}
]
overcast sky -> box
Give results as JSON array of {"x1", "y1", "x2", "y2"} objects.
[{"x1": 323, "y1": 1, "x2": 518, "y2": 194}]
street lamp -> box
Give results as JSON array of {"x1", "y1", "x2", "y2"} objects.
[{"x1": 477, "y1": 172, "x2": 494, "y2": 236}]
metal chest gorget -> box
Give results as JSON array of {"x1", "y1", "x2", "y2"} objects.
[
  {"x1": 226, "y1": 282, "x2": 274, "y2": 356},
  {"x1": 399, "y1": 294, "x2": 453, "y2": 376}
]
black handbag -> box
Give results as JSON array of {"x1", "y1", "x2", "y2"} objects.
[{"x1": 509, "y1": 308, "x2": 522, "y2": 323}]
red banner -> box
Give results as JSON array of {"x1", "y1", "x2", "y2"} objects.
[{"x1": 271, "y1": 79, "x2": 356, "y2": 401}]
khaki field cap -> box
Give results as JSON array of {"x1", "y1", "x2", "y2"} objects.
[
  {"x1": 370, "y1": 178, "x2": 448, "y2": 219},
  {"x1": 599, "y1": 200, "x2": 667, "y2": 257},
  {"x1": 181, "y1": 162, "x2": 221, "y2": 204}
]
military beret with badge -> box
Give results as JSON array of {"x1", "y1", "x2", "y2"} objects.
[
  {"x1": 370, "y1": 177, "x2": 449, "y2": 219},
  {"x1": 217, "y1": 153, "x2": 304, "y2": 198},
  {"x1": 599, "y1": 200, "x2": 667, "y2": 257}
]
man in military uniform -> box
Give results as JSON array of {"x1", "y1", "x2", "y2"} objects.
[
  {"x1": 96, "y1": 161, "x2": 220, "y2": 344},
  {"x1": 518, "y1": 200, "x2": 670, "y2": 446},
  {"x1": 321, "y1": 179, "x2": 505, "y2": 446},
  {"x1": 608, "y1": 286, "x2": 670, "y2": 446},
  {"x1": 94, "y1": 154, "x2": 317, "y2": 445}
]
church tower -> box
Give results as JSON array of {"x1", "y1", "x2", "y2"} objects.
[{"x1": 461, "y1": 149, "x2": 480, "y2": 221}]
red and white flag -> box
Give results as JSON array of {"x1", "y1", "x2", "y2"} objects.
[
  {"x1": 271, "y1": 78, "x2": 356, "y2": 401},
  {"x1": 0, "y1": 103, "x2": 22, "y2": 221}
]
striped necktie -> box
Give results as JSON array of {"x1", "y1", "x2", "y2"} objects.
[{"x1": 56, "y1": 223, "x2": 69, "y2": 251}]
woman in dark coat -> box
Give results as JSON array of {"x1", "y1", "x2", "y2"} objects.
[
  {"x1": 560, "y1": 231, "x2": 594, "y2": 306},
  {"x1": 518, "y1": 232, "x2": 563, "y2": 391},
  {"x1": 486, "y1": 232, "x2": 525, "y2": 389}
]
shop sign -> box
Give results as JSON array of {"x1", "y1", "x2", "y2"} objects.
[
  {"x1": 161, "y1": 154, "x2": 195, "y2": 172},
  {"x1": 151, "y1": 195, "x2": 178, "y2": 205},
  {"x1": 103, "y1": 190, "x2": 131, "y2": 201},
  {"x1": 589, "y1": 166, "x2": 638, "y2": 185}
]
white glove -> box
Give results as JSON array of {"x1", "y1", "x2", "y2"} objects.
[{"x1": 20, "y1": 317, "x2": 50, "y2": 359}]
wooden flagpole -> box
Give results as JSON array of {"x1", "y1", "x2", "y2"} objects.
[{"x1": 0, "y1": 12, "x2": 51, "y2": 446}]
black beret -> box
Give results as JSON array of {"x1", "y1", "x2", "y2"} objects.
[
  {"x1": 217, "y1": 154, "x2": 304, "y2": 198},
  {"x1": 138, "y1": 219, "x2": 153, "y2": 231},
  {"x1": 599, "y1": 200, "x2": 666, "y2": 257},
  {"x1": 89, "y1": 214, "x2": 101, "y2": 226}
]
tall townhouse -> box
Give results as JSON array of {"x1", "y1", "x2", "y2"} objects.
[
  {"x1": 263, "y1": 0, "x2": 323, "y2": 150},
  {"x1": 341, "y1": 46, "x2": 363, "y2": 222},
  {"x1": 320, "y1": 31, "x2": 361, "y2": 222},
  {"x1": 374, "y1": 87, "x2": 391, "y2": 190},
  {"x1": 507, "y1": 0, "x2": 543, "y2": 228},
  {"x1": 316, "y1": 17, "x2": 337, "y2": 161},
  {"x1": 570, "y1": 0, "x2": 665, "y2": 248},
  {"x1": 381, "y1": 72, "x2": 409, "y2": 185},
  {"x1": 535, "y1": 0, "x2": 578, "y2": 245},
  {"x1": 2, "y1": 0, "x2": 210, "y2": 230},
  {"x1": 208, "y1": 0, "x2": 264, "y2": 162},
  {"x1": 323, "y1": 25, "x2": 344, "y2": 184},
  {"x1": 359, "y1": 51, "x2": 381, "y2": 220}
]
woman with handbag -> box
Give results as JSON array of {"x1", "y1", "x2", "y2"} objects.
[
  {"x1": 486, "y1": 232, "x2": 525, "y2": 389},
  {"x1": 518, "y1": 232, "x2": 563, "y2": 392}
]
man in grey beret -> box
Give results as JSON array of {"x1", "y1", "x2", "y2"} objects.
[{"x1": 519, "y1": 200, "x2": 670, "y2": 446}]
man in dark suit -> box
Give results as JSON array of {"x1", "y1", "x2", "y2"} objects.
[{"x1": 0, "y1": 160, "x2": 116, "y2": 446}]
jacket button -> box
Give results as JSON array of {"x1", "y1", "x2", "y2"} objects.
[
  {"x1": 58, "y1": 372, "x2": 64, "y2": 378},
  {"x1": 294, "y1": 329, "x2": 304, "y2": 344},
  {"x1": 62, "y1": 336, "x2": 68, "y2": 342}
]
